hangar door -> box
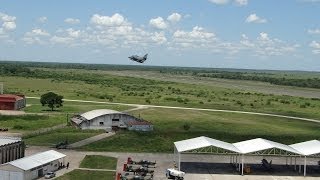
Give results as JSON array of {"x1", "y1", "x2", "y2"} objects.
[{"x1": 0, "y1": 170, "x2": 23, "y2": 180}]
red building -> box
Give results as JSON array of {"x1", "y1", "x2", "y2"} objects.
[{"x1": 0, "y1": 94, "x2": 26, "y2": 110}]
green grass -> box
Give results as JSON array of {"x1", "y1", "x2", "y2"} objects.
[
  {"x1": 80, "y1": 155, "x2": 117, "y2": 170},
  {"x1": 0, "y1": 114, "x2": 66, "y2": 132},
  {"x1": 81, "y1": 108, "x2": 320, "y2": 152},
  {"x1": 2, "y1": 72, "x2": 320, "y2": 119},
  {"x1": 56, "y1": 169, "x2": 115, "y2": 180},
  {"x1": 25, "y1": 99, "x2": 131, "y2": 113},
  {"x1": 24, "y1": 127, "x2": 103, "y2": 146}
]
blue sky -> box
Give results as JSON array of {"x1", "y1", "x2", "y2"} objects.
[{"x1": 0, "y1": 0, "x2": 320, "y2": 71}]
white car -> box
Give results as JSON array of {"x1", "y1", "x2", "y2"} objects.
[{"x1": 44, "y1": 172, "x2": 56, "y2": 179}]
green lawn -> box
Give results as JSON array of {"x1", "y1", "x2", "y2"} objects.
[
  {"x1": 80, "y1": 155, "x2": 117, "y2": 170},
  {"x1": 0, "y1": 114, "x2": 66, "y2": 132},
  {"x1": 24, "y1": 127, "x2": 103, "y2": 146},
  {"x1": 56, "y1": 169, "x2": 115, "y2": 180},
  {"x1": 81, "y1": 108, "x2": 320, "y2": 152},
  {"x1": 25, "y1": 98, "x2": 131, "y2": 113},
  {"x1": 2, "y1": 73, "x2": 320, "y2": 119}
]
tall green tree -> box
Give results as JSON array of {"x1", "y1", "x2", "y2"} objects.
[{"x1": 40, "y1": 92, "x2": 64, "y2": 111}]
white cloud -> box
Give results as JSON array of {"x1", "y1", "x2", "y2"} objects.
[
  {"x1": 64, "y1": 18, "x2": 80, "y2": 24},
  {"x1": 308, "y1": 29, "x2": 320, "y2": 35},
  {"x1": 0, "y1": 13, "x2": 16, "y2": 22},
  {"x1": 2, "y1": 21, "x2": 16, "y2": 31},
  {"x1": 0, "y1": 12, "x2": 17, "y2": 31},
  {"x1": 90, "y1": 13, "x2": 128, "y2": 27},
  {"x1": 22, "y1": 28, "x2": 50, "y2": 44},
  {"x1": 167, "y1": 13, "x2": 182, "y2": 23},
  {"x1": 246, "y1": 14, "x2": 267, "y2": 23},
  {"x1": 171, "y1": 26, "x2": 216, "y2": 49},
  {"x1": 151, "y1": 32, "x2": 167, "y2": 44},
  {"x1": 235, "y1": 0, "x2": 248, "y2": 6},
  {"x1": 149, "y1": 17, "x2": 167, "y2": 30},
  {"x1": 26, "y1": 28, "x2": 50, "y2": 36},
  {"x1": 208, "y1": 0, "x2": 229, "y2": 5},
  {"x1": 309, "y1": 41, "x2": 320, "y2": 54},
  {"x1": 38, "y1": 16, "x2": 47, "y2": 23}
]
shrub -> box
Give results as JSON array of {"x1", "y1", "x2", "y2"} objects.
[{"x1": 182, "y1": 123, "x2": 191, "y2": 131}]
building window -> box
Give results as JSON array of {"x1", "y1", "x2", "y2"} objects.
[
  {"x1": 99, "y1": 122, "x2": 104, "y2": 125},
  {"x1": 112, "y1": 119, "x2": 119, "y2": 122}
]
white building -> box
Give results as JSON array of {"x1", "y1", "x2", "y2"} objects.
[
  {"x1": 71, "y1": 109, "x2": 153, "y2": 132},
  {"x1": 0, "y1": 137, "x2": 25, "y2": 164},
  {"x1": 0, "y1": 150, "x2": 66, "y2": 180}
]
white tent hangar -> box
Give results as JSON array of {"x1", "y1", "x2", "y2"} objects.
[
  {"x1": 174, "y1": 137, "x2": 320, "y2": 176},
  {"x1": 290, "y1": 140, "x2": 320, "y2": 176},
  {"x1": 0, "y1": 150, "x2": 66, "y2": 180}
]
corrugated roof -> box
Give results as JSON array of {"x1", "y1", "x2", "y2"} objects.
[
  {"x1": 174, "y1": 136, "x2": 241, "y2": 153},
  {"x1": 290, "y1": 140, "x2": 320, "y2": 156},
  {"x1": 233, "y1": 138, "x2": 300, "y2": 154},
  {"x1": 8, "y1": 150, "x2": 66, "y2": 171},
  {"x1": 0, "y1": 136, "x2": 21, "y2": 147},
  {"x1": 80, "y1": 109, "x2": 124, "y2": 120},
  {"x1": 0, "y1": 94, "x2": 24, "y2": 102}
]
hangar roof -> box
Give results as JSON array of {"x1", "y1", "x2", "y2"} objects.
[
  {"x1": 7, "y1": 150, "x2": 66, "y2": 171},
  {"x1": 233, "y1": 138, "x2": 300, "y2": 154},
  {"x1": 174, "y1": 137, "x2": 320, "y2": 156},
  {"x1": 174, "y1": 136, "x2": 241, "y2": 153},
  {"x1": 0, "y1": 136, "x2": 21, "y2": 147},
  {"x1": 290, "y1": 140, "x2": 320, "y2": 156},
  {"x1": 80, "y1": 109, "x2": 124, "y2": 120}
]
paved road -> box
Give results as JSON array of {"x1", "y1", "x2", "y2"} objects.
[
  {"x1": 27, "y1": 97, "x2": 320, "y2": 124},
  {"x1": 27, "y1": 146, "x2": 320, "y2": 180},
  {"x1": 67, "y1": 132, "x2": 115, "y2": 148}
]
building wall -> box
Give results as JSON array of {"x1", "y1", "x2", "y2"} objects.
[
  {"x1": 80, "y1": 114, "x2": 136, "y2": 131},
  {"x1": 0, "y1": 102, "x2": 15, "y2": 110},
  {"x1": 0, "y1": 164, "x2": 24, "y2": 180},
  {"x1": 128, "y1": 125, "x2": 154, "y2": 131},
  {"x1": 0, "y1": 141, "x2": 25, "y2": 164},
  {"x1": 14, "y1": 98, "x2": 26, "y2": 110},
  {"x1": 25, "y1": 159, "x2": 60, "y2": 180}
]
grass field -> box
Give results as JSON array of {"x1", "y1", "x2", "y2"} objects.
[
  {"x1": 0, "y1": 114, "x2": 66, "y2": 132},
  {"x1": 1, "y1": 66, "x2": 320, "y2": 153},
  {"x1": 2, "y1": 73, "x2": 320, "y2": 119},
  {"x1": 80, "y1": 155, "x2": 117, "y2": 170},
  {"x1": 56, "y1": 169, "x2": 115, "y2": 180},
  {"x1": 81, "y1": 108, "x2": 320, "y2": 152},
  {"x1": 24, "y1": 127, "x2": 103, "y2": 146},
  {"x1": 25, "y1": 98, "x2": 131, "y2": 113}
]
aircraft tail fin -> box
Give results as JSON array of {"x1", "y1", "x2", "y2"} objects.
[{"x1": 143, "y1": 54, "x2": 148, "y2": 59}]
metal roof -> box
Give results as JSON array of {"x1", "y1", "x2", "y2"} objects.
[
  {"x1": 7, "y1": 150, "x2": 66, "y2": 171},
  {"x1": 0, "y1": 136, "x2": 21, "y2": 147},
  {"x1": 233, "y1": 138, "x2": 300, "y2": 154},
  {"x1": 174, "y1": 136, "x2": 241, "y2": 153},
  {"x1": 80, "y1": 109, "x2": 124, "y2": 120},
  {"x1": 290, "y1": 140, "x2": 320, "y2": 156}
]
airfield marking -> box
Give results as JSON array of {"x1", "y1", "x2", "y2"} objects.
[{"x1": 27, "y1": 97, "x2": 320, "y2": 124}]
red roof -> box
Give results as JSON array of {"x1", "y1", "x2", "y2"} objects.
[{"x1": 0, "y1": 94, "x2": 24, "y2": 102}]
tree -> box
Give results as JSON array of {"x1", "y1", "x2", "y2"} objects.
[{"x1": 40, "y1": 92, "x2": 64, "y2": 111}]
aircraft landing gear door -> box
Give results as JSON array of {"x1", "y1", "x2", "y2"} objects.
[{"x1": 38, "y1": 169, "x2": 43, "y2": 177}]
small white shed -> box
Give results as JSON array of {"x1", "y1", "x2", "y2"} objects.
[{"x1": 0, "y1": 150, "x2": 66, "y2": 180}]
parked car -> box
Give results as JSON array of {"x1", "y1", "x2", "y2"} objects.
[{"x1": 44, "y1": 172, "x2": 56, "y2": 179}]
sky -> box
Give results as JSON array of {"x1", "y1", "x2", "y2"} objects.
[{"x1": 0, "y1": 0, "x2": 320, "y2": 71}]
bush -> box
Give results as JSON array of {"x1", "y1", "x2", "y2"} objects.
[{"x1": 182, "y1": 123, "x2": 191, "y2": 131}]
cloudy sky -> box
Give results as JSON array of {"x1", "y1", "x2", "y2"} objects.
[{"x1": 0, "y1": 0, "x2": 320, "y2": 71}]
